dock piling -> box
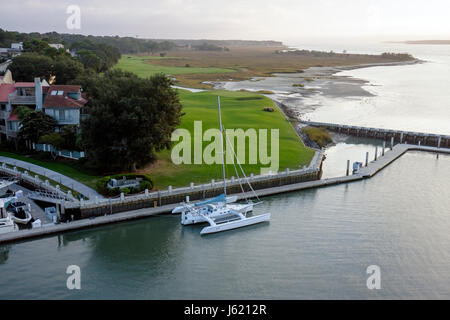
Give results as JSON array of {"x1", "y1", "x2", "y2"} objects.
[
  {"x1": 346, "y1": 160, "x2": 350, "y2": 176},
  {"x1": 365, "y1": 152, "x2": 369, "y2": 167},
  {"x1": 382, "y1": 141, "x2": 386, "y2": 156},
  {"x1": 375, "y1": 146, "x2": 378, "y2": 161},
  {"x1": 390, "y1": 136, "x2": 394, "y2": 150}
]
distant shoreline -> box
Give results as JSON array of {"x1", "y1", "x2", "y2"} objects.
[{"x1": 389, "y1": 40, "x2": 450, "y2": 45}]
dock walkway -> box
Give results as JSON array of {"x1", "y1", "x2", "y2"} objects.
[{"x1": 0, "y1": 156, "x2": 102, "y2": 199}]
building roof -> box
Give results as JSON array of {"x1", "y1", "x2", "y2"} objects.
[
  {"x1": 43, "y1": 85, "x2": 88, "y2": 109},
  {"x1": 14, "y1": 82, "x2": 35, "y2": 88},
  {"x1": 0, "y1": 83, "x2": 15, "y2": 102}
]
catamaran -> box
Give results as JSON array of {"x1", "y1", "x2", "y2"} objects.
[{"x1": 172, "y1": 97, "x2": 270, "y2": 235}]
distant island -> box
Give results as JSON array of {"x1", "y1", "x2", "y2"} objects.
[{"x1": 403, "y1": 40, "x2": 450, "y2": 45}]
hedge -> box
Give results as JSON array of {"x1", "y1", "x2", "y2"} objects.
[{"x1": 95, "y1": 173, "x2": 153, "y2": 196}]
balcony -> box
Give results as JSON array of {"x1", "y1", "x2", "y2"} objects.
[
  {"x1": 0, "y1": 110, "x2": 9, "y2": 119},
  {"x1": 8, "y1": 94, "x2": 36, "y2": 105}
]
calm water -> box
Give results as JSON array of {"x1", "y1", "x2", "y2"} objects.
[
  {"x1": 293, "y1": 42, "x2": 450, "y2": 135},
  {"x1": 0, "y1": 152, "x2": 449, "y2": 299}
]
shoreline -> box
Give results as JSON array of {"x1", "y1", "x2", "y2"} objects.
[{"x1": 210, "y1": 58, "x2": 423, "y2": 124}]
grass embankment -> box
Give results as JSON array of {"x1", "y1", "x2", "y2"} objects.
[
  {"x1": 301, "y1": 127, "x2": 332, "y2": 148},
  {"x1": 120, "y1": 46, "x2": 415, "y2": 88},
  {"x1": 114, "y1": 55, "x2": 235, "y2": 78},
  {"x1": 138, "y1": 89, "x2": 314, "y2": 189}
]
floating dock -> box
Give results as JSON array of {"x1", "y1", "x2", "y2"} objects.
[{"x1": 0, "y1": 143, "x2": 449, "y2": 244}]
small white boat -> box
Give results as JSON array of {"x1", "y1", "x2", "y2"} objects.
[
  {"x1": 8, "y1": 202, "x2": 32, "y2": 225},
  {"x1": 9, "y1": 210, "x2": 32, "y2": 225},
  {"x1": 0, "y1": 199, "x2": 18, "y2": 235},
  {"x1": 0, "y1": 216, "x2": 18, "y2": 234}
]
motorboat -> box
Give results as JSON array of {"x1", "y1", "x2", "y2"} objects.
[{"x1": 8, "y1": 202, "x2": 32, "y2": 225}]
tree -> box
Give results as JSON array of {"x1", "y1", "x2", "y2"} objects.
[
  {"x1": 39, "y1": 132, "x2": 64, "y2": 159},
  {"x1": 14, "y1": 105, "x2": 33, "y2": 120},
  {"x1": 8, "y1": 53, "x2": 84, "y2": 84},
  {"x1": 60, "y1": 125, "x2": 80, "y2": 150},
  {"x1": 23, "y1": 39, "x2": 49, "y2": 54},
  {"x1": 8, "y1": 53, "x2": 53, "y2": 82},
  {"x1": 76, "y1": 49, "x2": 103, "y2": 72},
  {"x1": 18, "y1": 111, "x2": 56, "y2": 144},
  {"x1": 52, "y1": 55, "x2": 84, "y2": 84},
  {"x1": 80, "y1": 70, "x2": 183, "y2": 171}
]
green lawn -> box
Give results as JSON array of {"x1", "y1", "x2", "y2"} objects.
[
  {"x1": 143, "y1": 89, "x2": 315, "y2": 189},
  {"x1": 114, "y1": 55, "x2": 235, "y2": 78}
]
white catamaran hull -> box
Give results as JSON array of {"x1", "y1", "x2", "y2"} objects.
[
  {"x1": 200, "y1": 213, "x2": 271, "y2": 235},
  {"x1": 179, "y1": 203, "x2": 254, "y2": 225}
]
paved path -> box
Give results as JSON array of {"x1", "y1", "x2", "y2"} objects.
[{"x1": 0, "y1": 156, "x2": 103, "y2": 199}]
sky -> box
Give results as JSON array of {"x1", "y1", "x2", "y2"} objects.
[{"x1": 1, "y1": 0, "x2": 450, "y2": 44}]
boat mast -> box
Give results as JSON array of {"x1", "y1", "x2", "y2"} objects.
[{"x1": 217, "y1": 96, "x2": 227, "y2": 196}]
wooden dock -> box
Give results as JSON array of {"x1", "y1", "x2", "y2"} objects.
[
  {"x1": 0, "y1": 143, "x2": 448, "y2": 244},
  {"x1": 301, "y1": 120, "x2": 450, "y2": 148}
]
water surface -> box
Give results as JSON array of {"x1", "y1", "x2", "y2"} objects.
[{"x1": 1, "y1": 152, "x2": 449, "y2": 299}]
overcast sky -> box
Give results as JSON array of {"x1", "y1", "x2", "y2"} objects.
[{"x1": 2, "y1": 0, "x2": 450, "y2": 43}]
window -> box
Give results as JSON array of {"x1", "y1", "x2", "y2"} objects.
[
  {"x1": 51, "y1": 90, "x2": 57, "y2": 95},
  {"x1": 57, "y1": 91, "x2": 64, "y2": 95},
  {"x1": 8, "y1": 121, "x2": 18, "y2": 131},
  {"x1": 0, "y1": 119, "x2": 5, "y2": 126}
]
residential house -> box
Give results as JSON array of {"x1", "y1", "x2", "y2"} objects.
[
  {"x1": 49, "y1": 43, "x2": 65, "y2": 50},
  {"x1": 43, "y1": 85, "x2": 88, "y2": 131},
  {"x1": 10, "y1": 42, "x2": 23, "y2": 51},
  {"x1": 0, "y1": 71, "x2": 87, "y2": 142}
]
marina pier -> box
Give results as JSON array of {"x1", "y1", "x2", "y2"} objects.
[{"x1": 301, "y1": 121, "x2": 450, "y2": 148}]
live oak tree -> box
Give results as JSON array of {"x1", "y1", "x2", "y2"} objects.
[
  {"x1": 18, "y1": 111, "x2": 56, "y2": 144},
  {"x1": 9, "y1": 53, "x2": 84, "y2": 84},
  {"x1": 80, "y1": 70, "x2": 183, "y2": 172}
]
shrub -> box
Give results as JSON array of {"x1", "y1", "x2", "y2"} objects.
[
  {"x1": 139, "y1": 180, "x2": 152, "y2": 190},
  {"x1": 301, "y1": 126, "x2": 332, "y2": 148},
  {"x1": 94, "y1": 173, "x2": 153, "y2": 196}
]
